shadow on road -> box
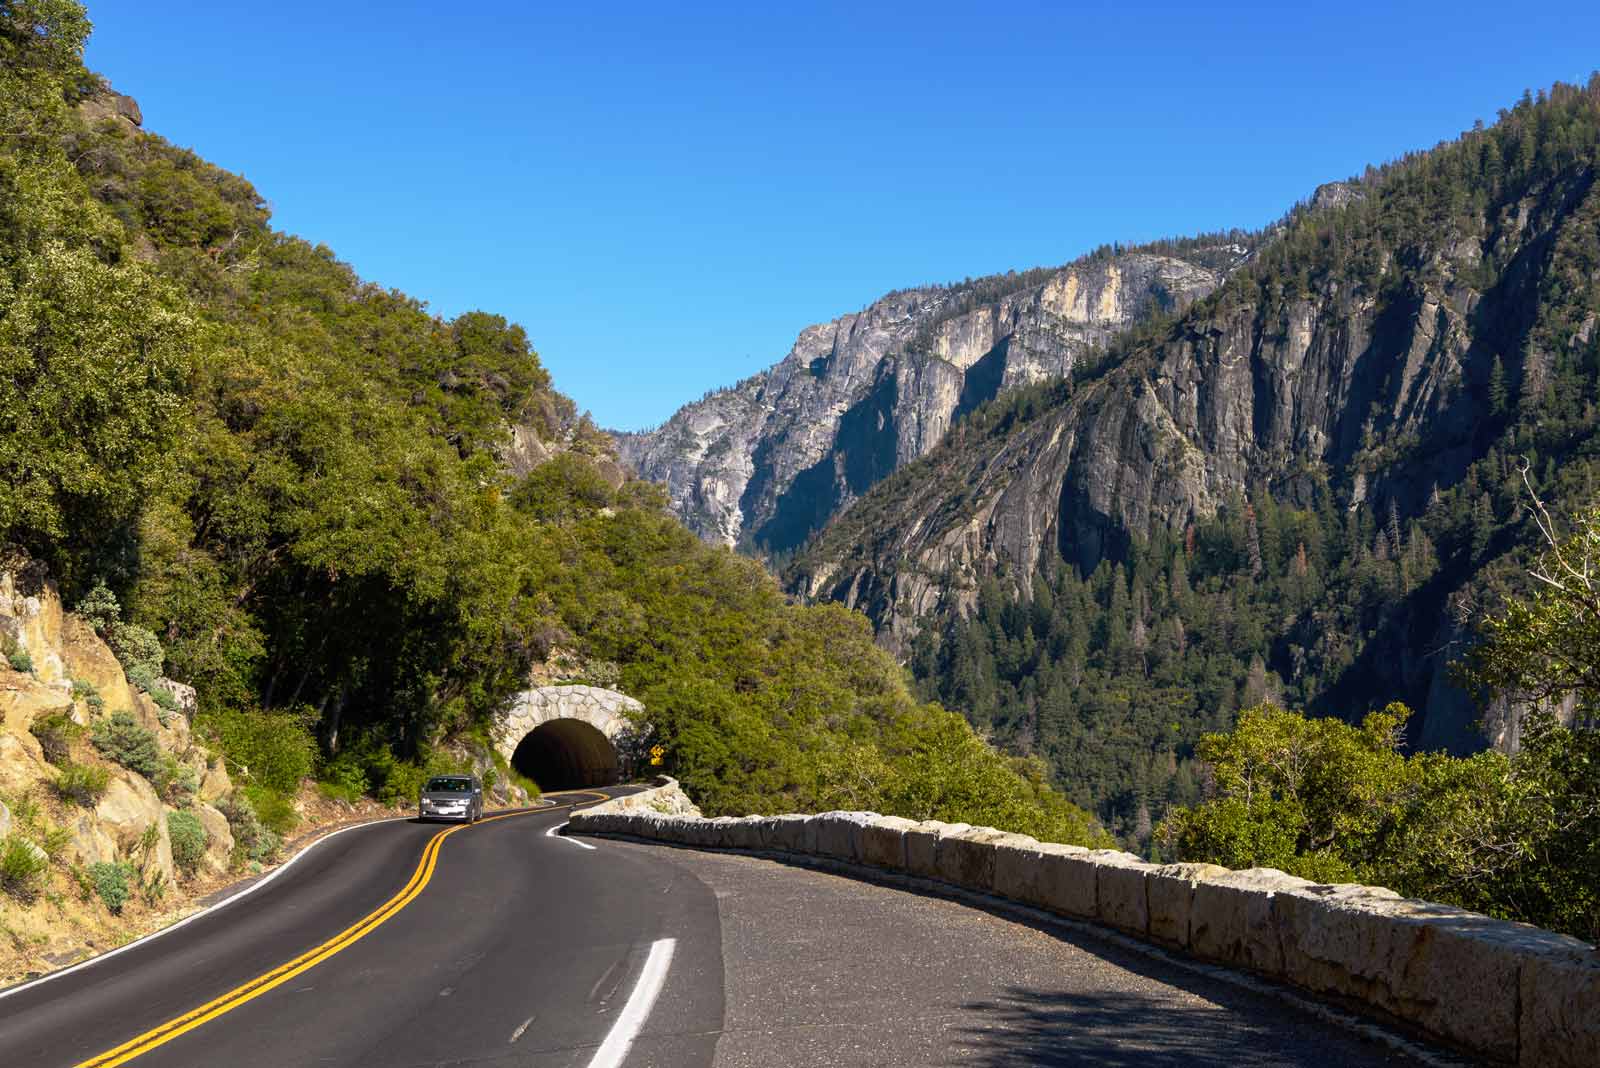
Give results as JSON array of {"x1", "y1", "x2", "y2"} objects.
[{"x1": 946, "y1": 984, "x2": 1413, "y2": 1067}]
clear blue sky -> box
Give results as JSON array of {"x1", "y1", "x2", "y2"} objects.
[{"x1": 83, "y1": 1, "x2": 1600, "y2": 430}]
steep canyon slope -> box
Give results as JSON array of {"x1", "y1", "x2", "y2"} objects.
[{"x1": 789, "y1": 81, "x2": 1600, "y2": 786}]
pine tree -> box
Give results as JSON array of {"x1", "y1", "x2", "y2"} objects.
[
  {"x1": 1245, "y1": 503, "x2": 1264, "y2": 577},
  {"x1": 1489, "y1": 356, "x2": 1509, "y2": 415},
  {"x1": 1471, "y1": 492, "x2": 1495, "y2": 559}
]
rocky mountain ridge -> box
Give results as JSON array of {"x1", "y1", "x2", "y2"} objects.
[
  {"x1": 617, "y1": 246, "x2": 1243, "y2": 553},
  {"x1": 786, "y1": 81, "x2": 1600, "y2": 756}
]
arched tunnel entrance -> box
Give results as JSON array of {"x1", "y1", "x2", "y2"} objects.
[{"x1": 511, "y1": 718, "x2": 620, "y2": 790}]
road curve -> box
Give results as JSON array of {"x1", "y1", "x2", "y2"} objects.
[
  {"x1": 0, "y1": 793, "x2": 1456, "y2": 1067},
  {"x1": 0, "y1": 790, "x2": 724, "y2": 1067}
]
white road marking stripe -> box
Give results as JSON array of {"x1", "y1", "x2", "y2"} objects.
[
  {"x1": 586, "y1": 938, "x2": 676, "y2": 1068},
  {"x1": 546, "y1": 821, "x2": 597, "y2": 850}
]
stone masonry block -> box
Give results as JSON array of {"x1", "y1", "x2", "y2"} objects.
[
  {"x1": 706, "y1": 816, "x2": 741, "y2": 848},
  {"x1": 681, "y1": 817, "x2": 720, "y2": 848},
  {"x1": 1280, "y1": 887, "x2": 1588, "y2": 1064},
  {"x1": 859, "y1": 816, "x2": 918, "y2": 871},
  {"x1": 1034, "y1": 844, "x2": 1097, "y2": 919},
  {"x1": 1147, "y1": 863, "x2": 1228, "y2": 948},
  {"x1": 722, "y1": 817, "x2": 767, "y2": 851},
  {"x1": 990, "y1": 837, "x2": 1048, "y2": 905},
  {"x1": 1190, "y1": 868, "x2": 1314, "y2": 977},
  {"x1": 904, "y1": 821, "x2": 967, "y2": 880},
  {"x1": 761, "y1": 814, "x2": 811, "y2": 853},
  {"x1": 1520, "y1": 943, "x2": 1600, "y2": 1068},
  {"x1": 813, "y1": 811, "x2": 879, "y2": 863},
  {"x1": 934, "y1": 826, "x2": 1010, "y2": 891},
  {"x1": 1094, "y1": 854, "x2": 1158, "y2": 935},
  {"x1": 1275, "y1": 883, "x2": 1405, "y2": 1004},
  {"x1": 724, "y1": 816, "x2": 757, "y2": 847}
]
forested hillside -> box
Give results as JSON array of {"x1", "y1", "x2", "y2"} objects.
[
  {"x1": 788, "y1": 77, "x2": 1600, "y2": 846},
  {"x1": 0, "y1": 2, "x2": 1107, "y2": 847}
]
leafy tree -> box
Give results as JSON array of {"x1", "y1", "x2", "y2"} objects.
[
  {"x1": 1159, "y1": 703, "x2": 1597, "y2": 942},
  {"x1": 1466, "y1": 482, "x2": 1600, "y2": 723}
]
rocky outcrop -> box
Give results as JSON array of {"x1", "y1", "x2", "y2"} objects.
[
  {"x1": 94, "y1": 770, "x2": 174, "y2": 883},
  {"x1": 76, "y1": 84, "x2": 143, "y2": 129},
  {"x1": 194, "y1": 802, "x2": 235, "y2": 876},
  {"x1": 619, "y1": 250, "x2": 1236, "y2": 553},
  {"x1": 0, "y1": 549, "x2": 243, "y2": 972}
]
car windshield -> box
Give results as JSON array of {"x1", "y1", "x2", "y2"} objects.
[{"x1": 425, "y1": 777, "x2": 472, "y2": 793}]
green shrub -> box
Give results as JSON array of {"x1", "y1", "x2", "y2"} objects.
[
  {"x1": 88, "y1": 861, "x2": 134, "y2": 913},
  {"x1": 316, "y1": 750, "x2": 370, "y2": 802},
  {"x1": 37, "y1": 824, "x2": 71, "y2": 859},
  {"x1": 167, "y1": 810, "x2": 206, "y2": 877},
  {"x1": 198, "y1": 707, "x2": 315, "y2": 793},
  {"x1": 505, "y1": 766, "x2": 541, "y2": 803},
  {"x1": 30, "y1": 711, "x2": 83, "y2": 765},
  {"x1": 149, "y1": 685, "x2": 181, "y2": 719},
  {"x1": 91, "y1": 712, "x2": 161, "y2": 779},
  {"x1": 376, "y1": 759, "x2": 426, "y2": 807},
  {"x1": 5, "y1": 791, "x2": 40, "y2": 827},
  {"x1": 125, "y1": 664, "x2": 156, "y2": 694},
  {"x1": 7, "y1": 648, "x2": 32, "y2": 673},
  {"x1": 314, "y1": 779, "x2": 361, "y2": 804},
  {"x1": 141, "y1": 867, "x2": 167, "y2": 906},
  {"x1": 242, "y1": 784, "x2": 297, "y2": 835},
  {"x1": 218, "y1": 792, "x2": 280, "y2": 864},
  {"x1": 109, "y1": 622, "x2": 163, "y2": 681},
  {"x1": 0, "y1": 836, "x2": 49, "y2": 902},
  {"x1": 71, "y1": 678, "x2": 104, "y2": 713},
  {"x1": 74, "y1": 582, "x2": 121, "y2": 636},
  {"x1": 154, "y1": 752, "x2": 197, "y2": 806},
  {"x1": 53, "y1": 760, "x2": 110, "y2": 806}
]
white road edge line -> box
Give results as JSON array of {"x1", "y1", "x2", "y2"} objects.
[
  {"x1": 0, "y1": 813, "x2": 416, "y2": 1002},
  {"x1": 547, "y1": 821, "x2": 598, "y2": 850},
  {"x1": 586, "y1": 938, "x2": 676, "y2": 1068}
]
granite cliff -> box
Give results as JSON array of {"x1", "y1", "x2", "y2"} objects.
[{"x1": 617, "y1": 246, "x2": 1244, "y2": 553}]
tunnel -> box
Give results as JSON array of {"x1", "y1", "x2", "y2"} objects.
[{"x1": 511, "y1": 718, "x2": 620, "y2": 790}]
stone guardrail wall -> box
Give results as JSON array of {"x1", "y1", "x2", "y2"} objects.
[{"x1": 573, "y1": 782, "x2": 1597, "y2": 1067}]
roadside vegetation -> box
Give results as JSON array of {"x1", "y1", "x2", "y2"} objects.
[{"x1": 0, "y1": 2, "x2": 1110, "y2": 854}]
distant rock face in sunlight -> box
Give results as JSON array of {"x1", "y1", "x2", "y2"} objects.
[{"x1": 617, "y1": 250, "x2": 1230, "y2": 553}]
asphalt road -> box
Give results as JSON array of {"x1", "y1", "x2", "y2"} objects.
[
  {"x1": 0, "y1": 790, "x2": 724, "y2": 1067},
  {"x1": 0, "y1": 793, "x2": 1458, "y2": 1067}
]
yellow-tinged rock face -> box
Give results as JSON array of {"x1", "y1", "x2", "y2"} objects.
[
  {"x1": 0, "y1": 555, "x2": 68, "y2": 686},
  {"x1": 0, "y1": 712, "x2": 58, "y2": 795},
  {"x1": 194, "y1": 801, "x2": 235, "y2": 876},
  {"x1": 60, "y1": 615, "x2": 138, "y2": 716},
  {"x1": 0, "y1": 673, "x2": 74, "y2": 737}
]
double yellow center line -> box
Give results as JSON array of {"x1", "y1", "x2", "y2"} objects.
[{"x1": 76, "y1": 793, "x2": 608, "y2": 1068}]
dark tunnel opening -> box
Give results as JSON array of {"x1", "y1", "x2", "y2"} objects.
[{"x1": 511, "y1": 719, "x2": 620, "y2": 791}]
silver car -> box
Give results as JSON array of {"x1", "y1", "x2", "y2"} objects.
[{"x1": 418, "y1": 775, "x2": 483, "y2": 823}]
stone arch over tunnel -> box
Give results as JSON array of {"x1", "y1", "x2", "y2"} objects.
[
  {"x1": 491, "y1": 684, "x2": 642, "y2": 791},
  {"x1": 512, "y1": 719, "x2": 619, "y2": 790}
]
